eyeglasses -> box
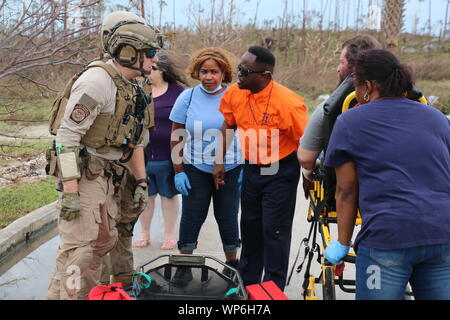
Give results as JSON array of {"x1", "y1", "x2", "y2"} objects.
[
  {"x1": 142, "y1": 48, "x2": 157, "y2": 59},
  {"x1": 237, "y1": 65, "x2": 271, "y2": 77}
]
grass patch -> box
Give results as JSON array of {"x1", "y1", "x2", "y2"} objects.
[
  {"x1": 0, "y1": 98, "x2": 54, "y2": 124},
  {"x1": 0, "y1": 177, "x2": 58, "y2": 228},
  {"x1": 416, "y1": 79, "x2": 450, "y2": 115},
  {"x1": 0, "y1": 141, "x2": 50, "y2": 157}
]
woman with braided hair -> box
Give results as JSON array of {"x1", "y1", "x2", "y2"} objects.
[{"x1": 169, "y1": 47, "x2": 242, "y2": 286}]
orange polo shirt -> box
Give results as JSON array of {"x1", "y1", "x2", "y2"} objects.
[{"x1": 220, "y1": 81, "x2": 308, "y2": 164}]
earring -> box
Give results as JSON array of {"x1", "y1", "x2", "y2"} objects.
[{"x1": 363, "y1": 92, "x2": 370, "y2": 102}]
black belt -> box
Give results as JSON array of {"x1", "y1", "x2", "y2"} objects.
[{"x1": 245, "y1": 151, "x2": 297, "y2": 168}]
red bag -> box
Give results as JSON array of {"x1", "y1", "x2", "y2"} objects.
[
  {"x1": 246, "y1": 281, "x2": 289, "y2": 300},
  {"x1": 87, "y1": 282, "x2": 132, "y2": 300}
]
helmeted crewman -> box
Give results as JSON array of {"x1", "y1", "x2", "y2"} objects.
[
  {"x1": 96, "y1": 11, "x2": 158, "y2": 288},
  {"x1": 46, "y1": 11, "x2": 162, "y2": 300}
]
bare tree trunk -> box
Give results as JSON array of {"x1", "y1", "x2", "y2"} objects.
[
  {"x1": 319, "y1": 0, "x2": 324, "y2": 32},
  {"x1": 140, "y1": 0, "x2": 145, "y2": 18},
  {"x1": 346, "y1": 0, "x2": 350, "y2": 30},
  {"x1": 382, "y1": 0, "x2": 405, "y2": 55},
  {"x1": 211, "y1": 0, "x2": 215, "y2": 36},
  {"x1": 253, "y1": 0, "x2": 261, "y2": 27},
  {"x1": 298, "y1": 0, "x2": 307, "y2": 64},
  {"x1": 356, "y1": 0, "x2": 361, "y2": 31},
  {"x1": 442, "y1": 0, "x2": 449, "y2": 40},
  {"x1": 158, "y1": 0, "x2": 162, "y2": 28},
  {"x1": 427, "y1": 0, "x2": 432, "y2": 37},
  {"x1": 63, "y1": 0, "x2": 68, "y2": 42},
  {"x1": 172, "y1": 0, "x2": 175, "y2": 30},
  {"x1": 334, "y1": 0, "x2": 339, "y2": 32}
]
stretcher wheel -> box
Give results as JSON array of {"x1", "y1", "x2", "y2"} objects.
[{"x1": 322, "y1": 265, "x2": 336, "y2": 300}]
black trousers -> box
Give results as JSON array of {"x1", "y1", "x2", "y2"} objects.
[{"x1": 238, "y1": 152, "x2": 300, "y2": 291}]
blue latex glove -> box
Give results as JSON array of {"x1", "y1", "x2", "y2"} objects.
[
  {"x1": 324, "y1": 240, "x2": 350, "y2": 265},
  {"x1": 174, "y1": 172, "x2": 191, "y2": 196}
]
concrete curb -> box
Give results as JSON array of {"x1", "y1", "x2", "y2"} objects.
[{"x1": 0, "y1": 201, "x2": 58, "y2": 267}]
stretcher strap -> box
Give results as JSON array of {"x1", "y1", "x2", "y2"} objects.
[{"x1": 286, "y1": 195, "x2": 327, "y2": 288}]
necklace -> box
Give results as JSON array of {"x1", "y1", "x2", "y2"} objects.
[{"x1": 248, "y1": 82, "x2": 274, "y2": 126}]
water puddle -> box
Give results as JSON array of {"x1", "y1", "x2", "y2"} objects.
[{"x1": 0, "y1": 205, "x2": 165, "y2": 300}]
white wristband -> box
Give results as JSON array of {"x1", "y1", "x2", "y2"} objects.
[{"x1": 301, "y1": 167, "x2": 313, "y2": 181}]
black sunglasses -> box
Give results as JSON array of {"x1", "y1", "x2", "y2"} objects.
[
  {"x1": 238, "y1": 65, "x2": 270, "y2": 77},
  {"x1": 142, "y1": 48, "x2": 157, "y2": 59}
]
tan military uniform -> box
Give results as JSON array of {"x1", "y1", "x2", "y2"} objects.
[
  {"x1": 99, "y1": 81, "x2": 153, "y2": 287},
  {"x1": 99, "y1": 171, "x2": 145, "y2": 286},
  {"x1": 46, "y1": 59, "x2": 149, "y2": 300}
]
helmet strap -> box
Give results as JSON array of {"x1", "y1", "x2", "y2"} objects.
[
  {"x1": 114, "y1": 50, "x2": 150, "y2": 77},
  {"x1": 138, "y1": 51, "x2": 149, "y2": 77}
]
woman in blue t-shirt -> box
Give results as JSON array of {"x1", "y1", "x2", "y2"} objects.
[
  {"x1": 324, "y1": 49, "x2": 450, "y2": 300},
  {"x1": 169, "y1": 47, "x2": 242, "y2": 287}
]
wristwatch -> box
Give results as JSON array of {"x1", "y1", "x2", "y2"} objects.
[{"x1": 134, "y1": 178, "x2": 148, "y2": 189}]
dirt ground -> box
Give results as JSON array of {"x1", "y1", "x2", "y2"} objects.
[{"x1": 0, "y1": 125, "x2": 51, "y2": 188}]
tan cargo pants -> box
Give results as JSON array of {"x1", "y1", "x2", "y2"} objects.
[
  {"x1": 99, "y1": 172, "x2": 144, "y2": 286},
  {"x1": 46, "y1": 169, "x2": 119, "y2": 300}
]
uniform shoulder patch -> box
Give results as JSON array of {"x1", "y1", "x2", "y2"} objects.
[
  {"x1": 78, "y1": 93, "x2": 98, "y2": 110},
  {"x1": 69, "y1": 104, "x2": 91, "y2": 124}
]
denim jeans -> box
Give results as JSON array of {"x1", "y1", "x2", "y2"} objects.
[
  {"x1": 356, "y1": 243, "x2": 450, "y2": 300},
  {"x1": 178, "y1": 164, "x2": 242, "y2": 253}
]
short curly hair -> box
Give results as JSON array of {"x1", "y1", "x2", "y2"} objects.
[{"x1": 187, "y1": 47, "x2": 235, "y2": 83}]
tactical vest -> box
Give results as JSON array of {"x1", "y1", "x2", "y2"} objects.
[
  {"x1": 322, "y1": 76, "x2": 355, "y2": 155},
  {"x1": 49, "y1": 62, "x2": 154, "y2": 154}
]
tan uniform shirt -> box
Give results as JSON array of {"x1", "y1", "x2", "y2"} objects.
[{"x1": 56, "y1": 59, "x2": 149, "y2": 161}]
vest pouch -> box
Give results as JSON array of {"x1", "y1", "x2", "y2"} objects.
[
  {"x1": 111, "y1": 115, "x2": 136, "y2": 147},
  {"x1": 48, "y1": 96, "x2": 68, "y2": 136},
  {"x1": 81, "y1": 114, "x2": 113, "y2": 149},
  {"x1": 45, "y1": 146, "x2": 58, "y2": 177},
  {"x1": 85, "y1": 154, "x2": 106, "y2": 180}
]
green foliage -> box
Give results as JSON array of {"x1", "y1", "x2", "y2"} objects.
[
  {"x1": 0, "y1": 98, "x2": 54, "y2": 124},
  {"x1": 0, "y1": 141, "x2": 50, "y2": 157},
  {"x1": 0, "y1": 178, "x2": 58, "y2": 228}
]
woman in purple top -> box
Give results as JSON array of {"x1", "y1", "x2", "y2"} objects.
[{"x1": 135, "y1": 52, "x2": 187, "y2": 250}]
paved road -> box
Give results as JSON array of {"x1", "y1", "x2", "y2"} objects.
[{"x1": 0, "y1": 182, "x2": 357, "y2": 300}]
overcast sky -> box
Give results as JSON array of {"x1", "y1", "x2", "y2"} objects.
[{"x1": 109, "y1": 0, "x2": 449, "y2": 36}]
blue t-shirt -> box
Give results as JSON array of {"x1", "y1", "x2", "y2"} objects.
[
  {"x1": 169, "y1": 85, "x2": 242, "y2": 173},
  {"x1": 325, "y1": 98, "x2": 450, "y2": 250}
]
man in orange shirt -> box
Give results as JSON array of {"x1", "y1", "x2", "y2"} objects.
[{"x1": 213, "y1": 46, "x2": 307, "y2": 290}]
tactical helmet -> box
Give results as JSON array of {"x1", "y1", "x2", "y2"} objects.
[
  {"x1": 107, "y1": 23, "x2": 163, "y2": 59},
  {"x1": 101, "y1": 11, "x2": 146, "y2": 52}
]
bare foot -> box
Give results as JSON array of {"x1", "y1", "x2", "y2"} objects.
[
  {"x1": 134, "y1": 236, "x2": 150, "y2": 248},
  {"x1": 161, "y1": 239, "x2": 177, "y2": 250}
]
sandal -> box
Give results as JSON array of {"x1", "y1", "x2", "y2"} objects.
[
  {"x1": 161, "y1": 239, "x2": 177, "y2": 250},
  {"x1": 134, "y1": 238, "x2": 150, "y2": 248}
]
